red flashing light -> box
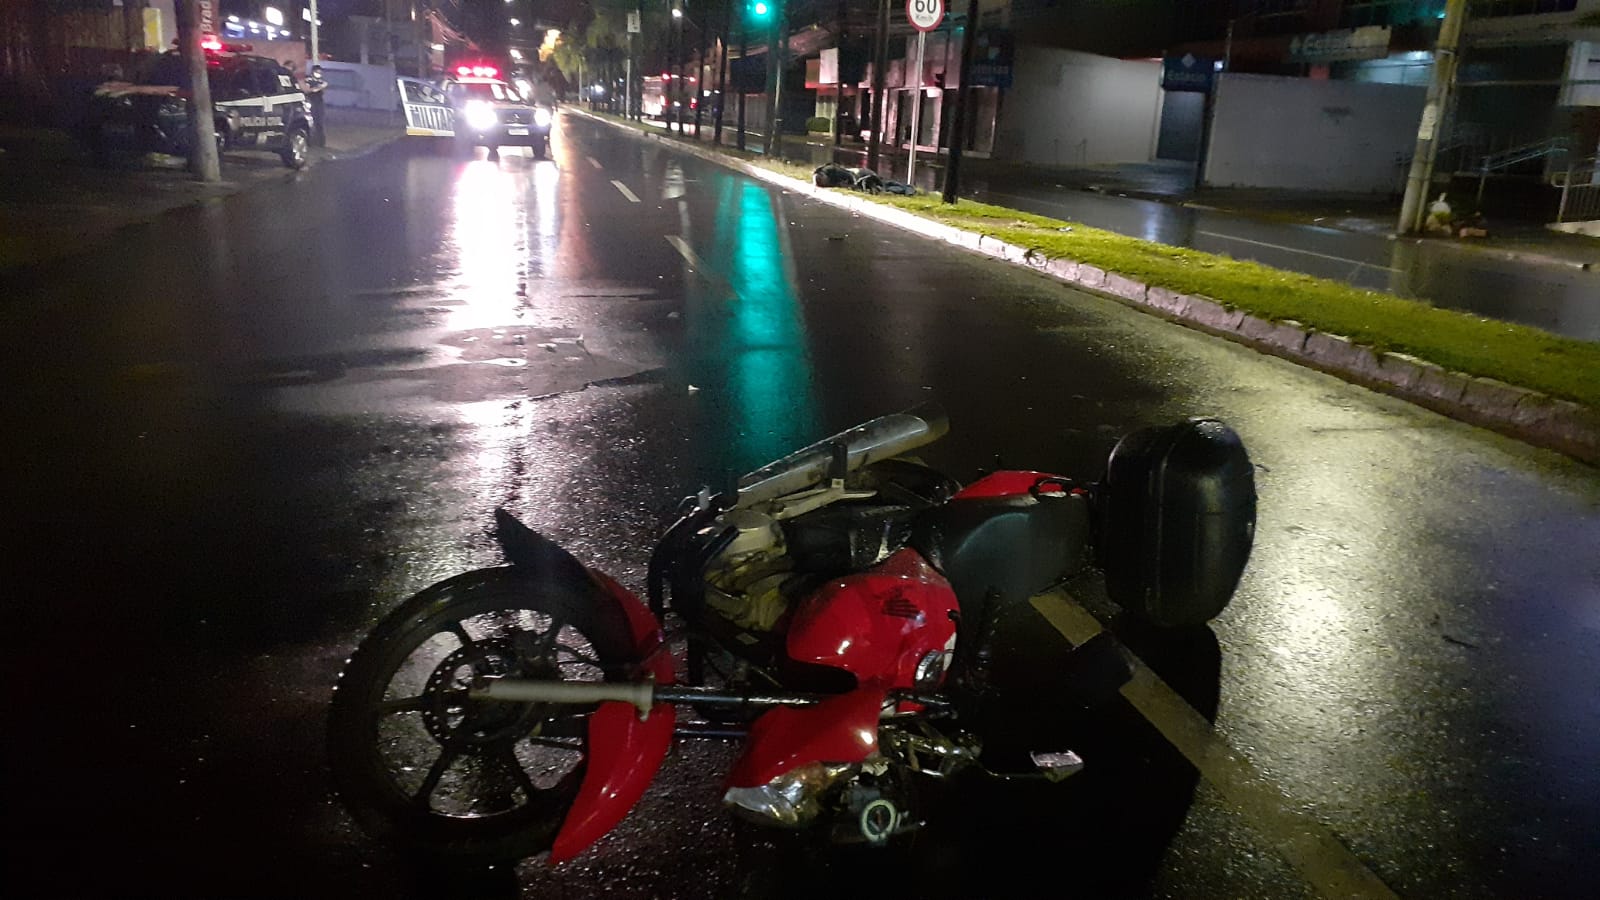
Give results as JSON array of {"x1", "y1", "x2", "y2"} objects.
[
  {"x1": 457, "y1": 64, "x2": 499, "y2": 78},
  {"x1": 201, "y1": 37, "x2": 223, "y2": 51}
]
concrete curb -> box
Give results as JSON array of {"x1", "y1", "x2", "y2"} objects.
[{"x1": 572, "y1": 108, "x2": 1600, "y2": 468}]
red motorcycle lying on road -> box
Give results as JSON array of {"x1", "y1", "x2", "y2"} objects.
[{"x1": 326, "y1": 403, "x2": 1256, "y2": 865}]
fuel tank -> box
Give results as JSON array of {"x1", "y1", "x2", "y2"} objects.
[{"x1": 784, "y1": 548, "x2": 959, "y2": 687}]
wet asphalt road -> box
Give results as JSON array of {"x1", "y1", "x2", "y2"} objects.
[{"x1": 2, "y1": 111, "x2": 1599, "y2": 900}]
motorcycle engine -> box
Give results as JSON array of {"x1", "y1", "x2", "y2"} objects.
[
  {"x1": 699, "y1": 460, "x2": 961, "y2": 634},
  {"x1": 703, "y1": 508, "x2": 804, "y2": 632}
]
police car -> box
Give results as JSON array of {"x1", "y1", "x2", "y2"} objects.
[
  {"x1": 398, "y1": 64, "x2": 552, "y2": 158},
  {"x1": 86, "y1": 43, "x2": 314, "y2": 169}
]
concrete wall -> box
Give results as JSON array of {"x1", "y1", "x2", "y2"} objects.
[
  {"x1": 1205, "y1": 73, "x2": 1424, "y2": 193},
  {"x1": 993, "y1": 47, "x2": 1161, "y2": 167}
]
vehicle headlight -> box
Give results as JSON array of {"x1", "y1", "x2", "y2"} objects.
[
  {"x1": 533, "y1": 107, "x2": 553, "y2": 128},
  {"x1": 463, "y1": 101, "x2": 497, "y2": 132}
]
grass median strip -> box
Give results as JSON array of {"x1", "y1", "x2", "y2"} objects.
[{"x1": 868, "y1": 193, "x2": 1600, "y2": 410}]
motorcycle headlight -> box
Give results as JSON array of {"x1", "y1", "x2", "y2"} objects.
[
  {"x1": 914, "y1": 649, "x2": 953, "y2": 688},
  {"x1": 463, "y1": 101, "x2": 497, "y2": 132},
  {"x1": 533, "y1": 107, "x2": 553, "y2": 128},
  {"x1": 722, "y1": 762, "x2": 855, "y2": 827}
]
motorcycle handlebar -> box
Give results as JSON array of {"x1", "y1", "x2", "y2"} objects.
[{"x1": 733, "y1": 402, "x2": 950, "y2": 509}]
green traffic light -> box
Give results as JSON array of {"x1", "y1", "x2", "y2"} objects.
[{"x1": 752, "y1": 1, "x2": 769, "y2": 16}]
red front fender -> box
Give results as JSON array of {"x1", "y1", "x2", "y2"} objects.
[
  {"x1": 726, "y1": 685, "x2": 887, "y2": 789},
  {"x1": 548, "y1": 571, "x2": 677, "y2": 864}
]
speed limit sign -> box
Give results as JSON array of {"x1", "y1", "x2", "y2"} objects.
[{"x1": 907, "y1": 0, "x2": 943, "y2": 32}]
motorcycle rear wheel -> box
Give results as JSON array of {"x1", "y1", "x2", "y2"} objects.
[{"x1": 327, "y1": 566, "x2": 635, "y2": 866}]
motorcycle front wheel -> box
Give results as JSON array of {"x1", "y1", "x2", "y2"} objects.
[{"x1": 327, "y1": 566, "x2": 636, "y2": 866}]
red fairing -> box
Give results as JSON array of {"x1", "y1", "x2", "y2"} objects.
[
  {"x1": 548, "y1": 570, "x2": 677, "y2": 864},
  {"x1": 784, "y1": 548, "x2": 959, "y2": 687},
  {"x1": 725, "y1": 550, "x2": 958, "y2": 789},
  {"x1": 955, "y1": 470, "x2": 1072, "y2": 499},
  {"x1": 726, "y1": 685, "x2": 887, "y2": 788}
]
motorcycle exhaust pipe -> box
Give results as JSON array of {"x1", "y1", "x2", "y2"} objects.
[{"x1": 470, "y1": 678, "x2": 823, "y2": 720}]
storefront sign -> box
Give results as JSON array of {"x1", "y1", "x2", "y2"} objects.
[
  {"x1": 1162, "y1": 53, "x2": 1216, "y2": 93},
  {"x1": 1288, "y1": 26, "x2": 1391, "y2": 63},
  {"x1": 969, "y1": 30, "x2": 1014, "y2": 88},
  {"x1": 819, "y1": 47, "x2": 839, "y2": 85}
]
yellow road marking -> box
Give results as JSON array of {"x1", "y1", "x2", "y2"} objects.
[{"x1": 1031, "y1": 592, "x2": 1400, "y2": 900}]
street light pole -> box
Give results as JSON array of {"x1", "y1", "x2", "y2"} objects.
[
  {"x1": 1399, "y1": 0, "x2": 1468, "y2": 235},
  {"x1": 674, "y1": 5, "x2": 685, "y2": 132},
  {"x1": 867, "y1": 0, "x2": 888, "y2": 172}
]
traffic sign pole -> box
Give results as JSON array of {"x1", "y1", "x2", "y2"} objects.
[
  {"x1": 907, "y1": 30, "x2": 925, "y2": 188},
  {"x1": 904, "y1": 0, "x2": 943, "y2": 191}
]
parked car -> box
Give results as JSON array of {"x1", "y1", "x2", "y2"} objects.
[{"x1": 84, "y1": 45, "x2": 314, "y2": 169}]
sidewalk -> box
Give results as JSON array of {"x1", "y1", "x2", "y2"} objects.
[{"x1": 0, "y1": 106, "x2": 403, "y2": 275}]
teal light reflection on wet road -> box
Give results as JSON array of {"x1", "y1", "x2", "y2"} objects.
[{"x1": 686, "y1": 176, "x2": 819, "y2": 473}]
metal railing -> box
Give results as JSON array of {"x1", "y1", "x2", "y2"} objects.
[
  {"x1": 1472, "y1": 136, "x2": 1571, "y2": 202},
  {"x1": 1553, "y1": 158, "x2": 1600, "y2": 223}
]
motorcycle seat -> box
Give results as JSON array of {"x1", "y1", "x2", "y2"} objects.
[{"x1": 910, "y1": 493, "x2": 1092, "y2": 610}]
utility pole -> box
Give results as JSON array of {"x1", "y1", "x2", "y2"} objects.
[
  {"x1": 867, "y1": 0, "x2": 888, "y2": 172},
  {"x1": 775, "y1": 10, "x2": 788, "y2": 159},
  {"x1": 1399, "y1": 0, "x2": 1468, "y2": 234},
  {"x1": 941, "y1": 0, "x2": 978, "y2": 204},
  {"x1": 178, "y1": 0, "x2": 220, "y2": 182},
  {"x1": 834, "y1": 0, "x2": 846, "y2": 147},
  {"x1": 695, "y1": 8, "x2": 708, "y2": 138},
  {"x1": 715, "y1": 1, "x2": 730, "y2": 145},
  {"x1": 414, "y1": 1, "x2": 426, "y2": 78},
  {"x1": 310, "y1": 0, "x2": 319, "y2": 65},
  {"x1": 738, "y1": 22, "x2": 748, "y2": 149},
  {"x1": 763, "y1": 2, "x2": 780, "y2": 155}
]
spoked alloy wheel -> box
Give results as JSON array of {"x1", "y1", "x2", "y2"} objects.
[{"x1": 327, "y1": 567, "x2": 635, "y2": 865}]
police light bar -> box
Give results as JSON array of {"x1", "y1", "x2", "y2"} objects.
[
  {"x1": 201, "y1": 36, "x2": 223, "y2": 51},
  {"x1": 457, "y1": 64, "x2": 500, "y2": 78}
]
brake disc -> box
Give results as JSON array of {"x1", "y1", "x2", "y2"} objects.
[{"x1": 421, "y1": 637, "x2": 554, "y2": 752}]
